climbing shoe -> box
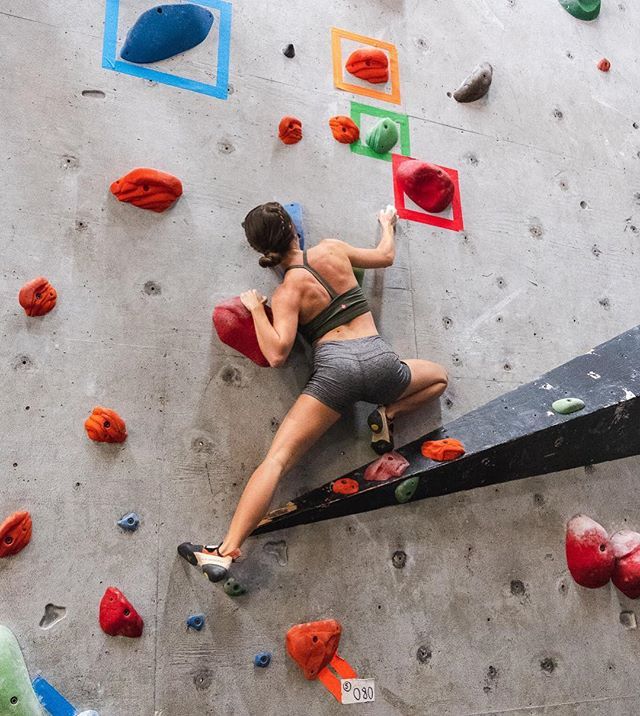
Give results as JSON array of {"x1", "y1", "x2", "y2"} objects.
[
  {"x1": 177, "y1": 542, "x2": 232, "y2": 583},
  {"x1": 367, "y1": 406, "x2": 394, "y2": 454}
]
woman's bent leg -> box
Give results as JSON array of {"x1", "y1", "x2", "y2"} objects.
[{"x1": 385, "y1": 359, "x2": 448, "y2": 420}]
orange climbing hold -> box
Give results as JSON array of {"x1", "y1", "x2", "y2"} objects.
[
  {"x1": 332, "y1": 477, "x2": 359, "y2": 495},
  {"x1": 597, "y1": 58, "x2": 611, "y2": 72},
  {"x1": 0, "y1": 511, "x2": 32, "y2": 558},
  {"x1": 278, "y1": 116, "x2": 303, "y2": 144},
  {"x1": 421, "y1": 438, "x2": 465, "y2": 462},
  {"x1": 85, "y1": 407, "x2": 128, "y2": 443},
  {"x1": 110, "y1": 168, "x2": 183, "y2": 212},
  {"x1": 328, "y1": 116, "x2": 360, "y2": 144},
  {"x1": 18, "y1": 277, "x2": 57, "y2": 317},
  {"x1": 286, "y1": 619, "x2": 342, "y2": 680},
  {"x1": 345, "y1": 48, "x2": 389, "y2": 84}
]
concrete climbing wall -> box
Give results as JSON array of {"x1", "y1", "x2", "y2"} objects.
[{"x1": 1, "y1": 0, "x2": 640, "y2": 713}]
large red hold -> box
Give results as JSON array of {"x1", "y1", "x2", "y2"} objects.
[
  {"x1": 345, "y1": 48, "x2": 389, "y2": 84},
  {"x1": 278, "y1": 116, "x2": 303, "y2": 145},
  {"x1": 85, "y1": 407, "x2": 128, "y2": 443},
  {"x1": 0, "y1": 511, "x2": 32, "y2": 558},
  {"x1": 397, "y1": 159, "x2": 455, "y2": 213},
  {"x1": 565, "y1": 514, "x2": 614, "y2": 588},
  {"x1": 18, "y1": 277, "x2": 57, "y2": 317},
  {"x1": 99, "y1": 587, "x2": 144, "y2": 638},
  {"x1": 110, "y1": 168, "x2": 183, "y2": 212},
  {"x1": 611, "y1": 530, "x2": 640, "y2": 599},
  {"x1": 364, "y1": 451, "x2": 409, "y2": 482},
  {"x1": 213, "y1": 296, "x2": 273, "y2": 367},
  {"x1": 286, "y1": 619, "x2": 342, "y2": 679}
]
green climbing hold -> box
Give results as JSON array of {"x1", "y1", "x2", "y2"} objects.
[
  {"x1": 353, "y1": 267, "x2": 365, "y2": 287},
  {"x1": 558, "y1": 0, "x2": 600, "y2": 21},
  {"x1": 365, "y1": 118, "x2": 399, "y2": 155},
  {"x1": 552, "y1": 398, "x2": 585, "y2": 415},
  {"x1": 223, "y1": 577, "x2": 247, "y2": 597},
  {"x1": 395, "y1": 476, "x2": 419, "y2": 504},
  {"x1": 0, "y1": 625, "x2": 45, "y2": 715}
]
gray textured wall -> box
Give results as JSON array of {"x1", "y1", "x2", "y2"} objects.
[{"x1": 1, "y1": 0, "x2": 640, "y2": 714}]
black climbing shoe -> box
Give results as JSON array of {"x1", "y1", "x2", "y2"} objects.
[
  {"x1": 367, "y1": 406, "x2": 394, "y2": 454},
  {"x1": 177, "y1": 542, "x2": 232, "y2": 583}
]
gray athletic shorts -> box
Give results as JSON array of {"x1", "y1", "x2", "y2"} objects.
[{"x1": 302, "y1": 335, "x2": 412, "y2": 414}]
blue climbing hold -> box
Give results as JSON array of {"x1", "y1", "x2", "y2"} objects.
[
  {"x1": 117, "y1": 512, "x2": 140, "y2": 532},
  {"x1": 120, "y1": 4, "x2": 214, "y2": 64},
  {"x1": 186, "y1": 614, "x2": 205, "y2": 631},
  {"x1": 254, "y1": 651, "x2": 272, "y2": 667},
  {"x1": 284, "y1": 202, "x2": 305, "y2": 249}
]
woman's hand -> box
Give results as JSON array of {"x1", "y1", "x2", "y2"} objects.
[
  {"x1": 378, "y1": 204, "x2": 398, "y2": 228},
  {"x1": 240, "y1": 289, "x2": 267, "y2": 313}
]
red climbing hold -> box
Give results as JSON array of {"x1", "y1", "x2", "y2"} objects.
[
  {"x1": 364, "y1": 451, "x2": 410, "y2": 482},
  {"x1": 345, "y1": 48, "x2": 389, "y2": 84},
  {"x1": 85, "y1": 407, "x2": 128, "y2": 443},
  {"x1": 329, "y1": 116, "x2": 360, "y2": 144},
  {"x1": 597, "y1": 58, "x2": 611, "y2": 72},
  {"x1": 396, "y1": 159, "x2": 455, "y2": 214},
  {"x1": 331, "y1": 477, "x2": 359, "y2": 495},
  {"x1": 110, "y1": 168, "x2": 183, "y2": 212},
  {"x1": 420, "y1": 438, "x2": 465, "y2": 462},
  {"x1": 18, "y1": 277, "x2": 57, "y2": 317},
  {"x1": 99, "y1": 587, "x2": 144, "y2": 638},
  {"x1": 611, "y1": 530, "x2": 640, "y2": 598},
  {"x1": 565, "y1": 514, "x2": 614, "y2": 588},
  {"x1": 213, "y1": 296, "x2": 273, "y2": 367},
  {"x1": 0, "y1": 511, "x2": 32, "y2": 558},
  {"x1": 286, "y1": 619, "x2": 342, "y2": 680},
  {"x1": 278, "y1": 116, "x2": 303, "y2": 145}
]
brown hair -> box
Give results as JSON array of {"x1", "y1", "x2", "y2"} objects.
[{"x1": 242, "y1": 202, "x2": 296, "y2": 268}]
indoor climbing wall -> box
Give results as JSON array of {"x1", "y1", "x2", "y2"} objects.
[{"x1": 2, "y1": 0, "x2": 640, "y2": 714}]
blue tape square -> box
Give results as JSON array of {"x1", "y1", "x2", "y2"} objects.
[{"x1": 102, "y1": 0, "x2": 232, "y2": 99}]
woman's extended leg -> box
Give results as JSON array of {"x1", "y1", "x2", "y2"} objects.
[{"x1": 386, "y1": 359, "x2": 448, "y2": 420}]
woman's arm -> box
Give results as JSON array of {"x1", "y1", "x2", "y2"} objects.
[
  {"x1": 326, "y1": 206, "x2": 398, "y2": 269},
  {"x1": 240, "y1": 286, "x2": 300, "y2": 368}
]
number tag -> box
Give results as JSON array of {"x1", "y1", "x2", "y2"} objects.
[{"x1": 340, "y1": 678, "x2": 375, "y2": 704}]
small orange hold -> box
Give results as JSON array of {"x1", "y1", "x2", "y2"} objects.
[
  {"x1": 345, "y1": 48, "x2": 389, "y2": 84},
  {"x1": 421, "y1": 438, "x2": 465, "y2": 462},
  {"x1": 597, "y1": 58, "x2": 611, "y2": 72},
  {"x1": 18, "y1": 277, "x2": 57, "y2": 317},
  {"x1": 278, "y1": 116, "x2": 303, "y2": 144},
  {"x1": 328, "y1": 116, "x2": 360, "y2": 144},
  {"x1": 110, "y1": 168, "x2": 183, "y2": 212},
  {"x1": 0, "y1": 511, "x2": 32, "y2": 558},
  {"x1": 286, "y1": 619, "x2": 342, "y2": 680},
  {"x1": 85, "y1": 406, "x2": 128, "y2": 443},
  {"x1": 332, "y1": 477, "x2": 359, "y2": 495}
]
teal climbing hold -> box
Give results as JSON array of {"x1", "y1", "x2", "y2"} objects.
[
  {"x1": 223, "y1": 577, "x2": 247, "y2": 597},
  {"x1": 552, "y1": 398, "x2": 585, "y2": 415},
  {"x1": 0, "y1": 625, "x2": 45, "y2": 715},
  {"x1": 558, "y1": 0, "x2": 600, "y2": 20},
  {"x1": 395, "y1": 476, "x2": 419, "y2": 504},
  {"x1": 365, "y1": 118, "x2": 399, "y2": 155}
]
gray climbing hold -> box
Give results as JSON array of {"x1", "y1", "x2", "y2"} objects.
[
  {"x1": 283, "y1": 44, "x2": 295, "y2": 58},
  {"x1": 453, "y1": 62, "x2": 493, "y2": 103},
  {"x1": 117, "y1": 512, "x2": 140, "y2": 532},
  {"x1": 263, "y1": 540, "x2": 288, "y2": 566},
  {"x1": 552, "y1": 398, "x2": 585, "y2": 415},
  {"x1": 223, "y1": 577, "x2": 246, "y2": 597}
]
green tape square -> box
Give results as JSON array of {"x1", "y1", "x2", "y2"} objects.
[{"x1": 349, "y1": 101, "x2": 411, "y2": 162}]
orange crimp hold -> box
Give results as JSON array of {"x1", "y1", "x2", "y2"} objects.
[
  {"x1": 18, "y1": 277, "x2": 57, "y2": 317},
  {"x1": 345, "y1": 48, "x2": 389, "y2": 84},
  {"x1": 421, "y1": 438, "x2": 465, "y2": 462},
  {"x1": 286, "y1": 619, "x2": 342, "y2": 680},
  {"x1": 278, "y1": 116, "x2": 303, "y2": 144},
  {"x1": 85, "y1": 407, "x2": 128, "y2": 443},
  {"x1": 110, "y1": 168, "x2": 183, "y2": 212},
  {"x1": 328, "y1": 116, "x2": 360, "y2": 144},
  {"x1": 0, "y1": 511, "x2": 32, "y2": 558},
  {"x1": 331, "y1": 477, "x2": 359, "y2": 495}
]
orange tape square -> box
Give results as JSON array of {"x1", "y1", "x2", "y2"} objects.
[{"x1": 331, "y1": 27, "x2": 401, "y2": 105}]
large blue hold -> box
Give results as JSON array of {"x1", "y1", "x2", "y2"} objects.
[{"x1": 120, "y1": 4, "x2": 214, "y2": 64}]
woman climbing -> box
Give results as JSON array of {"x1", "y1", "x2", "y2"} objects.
[{"x1": 178, "y1": 202, "x2": 448, "y2": 582}]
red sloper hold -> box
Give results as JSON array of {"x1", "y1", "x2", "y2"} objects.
[
  {"x1": 421, "y1": 438, "x2": 465, "y2": 462},
  {"x1": 286, "y1": 619, "x2": 342, "y2": 680},
  {"x1": 99, "y1": 587, "x2": 144, "y2": 638},
  {"x1": 0, "y1": 511, "x2": 32, "y2": 558},
  {"x1": 597, "y1": 58, "x2": 611, "y2": 72},
  {"x1": 345, "y1": 48, "x2": 389, "y2": 84},
  {"x1": 278, "y1": 116, "x2": 303, "y2": 145},
  {"x1": 110, "y1": 168, "x2": 183, "y2": 212},
  {"x1": 18, "y1": 277, "x2": 57, "y2": 317},
  {"x1": 611, "y1": 530, "x2": 640, "y2": 598},
  {"x1": 565, "y1": 514, "x2": 615, "y2": 588},
  {"x1": 396, "y1": 159, "x2": 455, "y2": 213},
  {"x1": 213, "y1": 297, "x2": 273, "y2": 367},
  {"x1": 364, "y1": 451, "x2": 410, "y2": 482}
]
